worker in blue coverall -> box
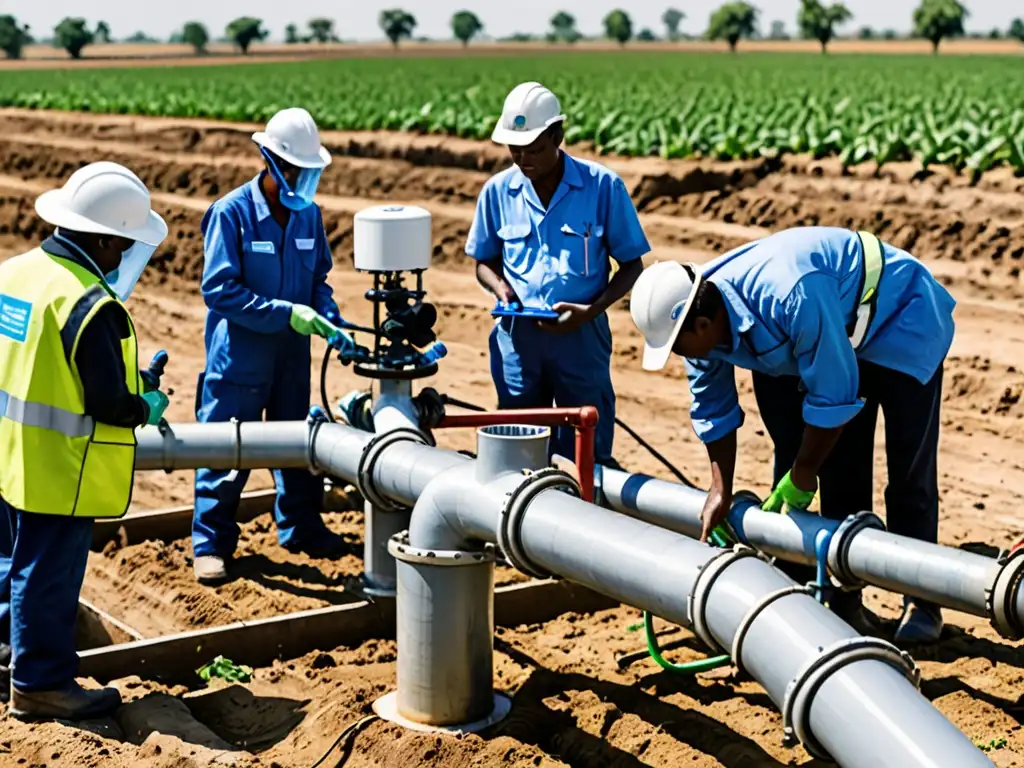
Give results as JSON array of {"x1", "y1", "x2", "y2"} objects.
[
  {"x1": 629, "y1": 226, "x2": 956, "y2": 645},
  {"x1": 467, "y1": 82, "x2": 650, "y2": 465},
  {"x1": 193, "y1": 108, "x2": 354, "y2": 584}
]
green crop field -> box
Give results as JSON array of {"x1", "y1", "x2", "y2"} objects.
[{"x1": 3, "y1": 52, "x2": 1024, "y2": 172}]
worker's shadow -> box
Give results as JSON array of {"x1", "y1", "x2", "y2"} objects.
[
  {"x1": 921, "y1": 676, "x2": 1023, "y2": 725},
  {"x1": 223, "y1": 553, "x2": 363, "y2": 607},
  {"x1": 492, "y1": 638, "x2": 828, "y2": 768}
]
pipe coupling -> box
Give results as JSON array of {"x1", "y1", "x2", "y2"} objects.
[
  {"x1": 498, "y1": 467, "x2": 581, "y2": 581},
  {"x1": 305, "y1": 407, "x2": 332, "y2": 476},
  {"x1": 357, "y1": 428, "x2": 428, "y2": 512},
  {"x1": 687, "y1": 545, "x2": 772, "y2": 655},
  {"x1": 388, "y1": 530, "x2": 497, "y2": 567},
  {"x1": 985, "y1": 547, "x2": 1024, "y2": 640},
  {"x1": 781, "y1": 635, "x2": 920, "y2": 761},
  {"x1": 826, "y1": 510, "x2": 885, "y2": 589}
]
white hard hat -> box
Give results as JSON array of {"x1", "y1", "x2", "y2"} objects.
[
  {"x1": 630, "y1": 261, "x2": 704, "y2": 372},
  {"x1": 491, "y1": 82, "x2": 566, "y2": 147},
  {"x1": 34, "y1": 161, "x2": 168, "y2": 246},
  {"x1": 252, "y1": 107, "x2": 331, "y2": 169}
]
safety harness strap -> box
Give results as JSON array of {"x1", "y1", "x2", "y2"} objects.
[
  {"x1": 0, "y1": 389, "x2": 94, "y2": 438},
  {"x1": 848, "y1": 231, "x2": 884, "y2": 349}
]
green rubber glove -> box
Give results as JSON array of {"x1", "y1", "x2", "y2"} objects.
[
  {"x1": 290, "y1": 304, "x2": 337, "y2": 339},
  {"x1": 141, "y1": 390, "x2": 169, "y2": 426},
  {"x1": 762, "y1": 470, "x2": 816, "y2": 514}
]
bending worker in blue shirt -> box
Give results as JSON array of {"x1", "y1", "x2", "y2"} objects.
[
  {"x1": 467, "y1": 82, "x2": 651, "y2": 464},
  {"x1": 193, "y1": 107, "x2": 353, "y2": 584},
  {"x1": 630, "y1": 226, "x2": 956, "y2": 644}
]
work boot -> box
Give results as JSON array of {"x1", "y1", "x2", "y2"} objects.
[
  {"x1": 0, "y1": 643, "x2": 10, "y2": 704},
  {"x1": 194, "y1": 555, "x2": 228, "y2": 584},
  {"x1": 894, "y1": 598, "x2": 943, "y2": 645},
  {"x1": 283, "y1": 529, "x2": 347, "y2": 559},
  {"x1": 829, "y1": 590, "x2": 883, "y2": 636},
  {"x1": 9, "y1": 681, "x2": 121, "y2": 721}
]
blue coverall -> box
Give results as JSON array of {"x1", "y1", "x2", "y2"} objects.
[
  {"x1": 193, "y1": 175, "x2": 339, "y2": 559},
  {"x1": 0, "y1": 238, "x2": 151, "y2": 692},
  {"x1": 685, "y1": 226, "x2": 955, "y2": 579},
  {"x1": 466, "y1": 153, "x2": 651, "y2": 463}
]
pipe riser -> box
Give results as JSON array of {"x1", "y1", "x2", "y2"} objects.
[
  {"x1": 364, "y1": 501, "x2": 412, "y2": 595},
  {"x1": 474, "y1": 425, "x2": 551, "y2": 483},
  {"x1": 394, "y1": 557, "x2": 495, "y2": 725}
]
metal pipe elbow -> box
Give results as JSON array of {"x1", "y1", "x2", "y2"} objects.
[{"x1": 407, "y1": 467, "x2": 487, "y2": 551}]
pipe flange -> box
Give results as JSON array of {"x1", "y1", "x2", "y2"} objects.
[
  {"x1": 730, "y1": 585, "x2": 815, "y2": 676},
  {"x1": 826, "y1": 510, "x2": 885, "y2": 590},
  {"x1": 781, "y1": 636, "x2": 920, "y2": 760},
  {"x1": 687, "y1": 545, "x2": 771, "y2": 655},
  {"x1": 985, "y1": 547, "x2": 1024, "y2": 640},
  {"x1": 356, "y1": 428, "x2": 428, "y2": 512},
  {"x1": 387, "y1": 530, "x2": 497, "y2": 567},
  {"x1": 498, "y1": 467, "x2": 581, "y2": 581}
]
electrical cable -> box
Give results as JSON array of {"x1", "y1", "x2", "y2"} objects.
[{"x1": 309, "y1": 714, "x2": 379, "y2": 768}]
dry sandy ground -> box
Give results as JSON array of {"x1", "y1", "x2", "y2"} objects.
[
  {"x1": 0, "y1": 110, "x2": 1021, "y2": 766},
  {"x1": 3, "y1": 38, "x2": 1021, "y2": 71}
]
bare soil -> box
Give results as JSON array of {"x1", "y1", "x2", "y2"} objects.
[{"x1": 0, "y1": 110, "x2": 1020, "y2": 767}]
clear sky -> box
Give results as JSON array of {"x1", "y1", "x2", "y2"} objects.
[{"x1": 3, "y1": 0, "x2": 1012, "y2": 43}]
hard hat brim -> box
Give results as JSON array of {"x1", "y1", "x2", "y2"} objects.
[
  {"x1": 491, "y1": 114, "x2": 566, "y2": 147},
  {"x1": 34, "y1": 187, "x2": 169, "y2": 246},
  {"x1": 252, "y1": 132, "x2": 332, "y2": 169},
  {"x1": 641, "y1": 265, "x2": 703, "y2": 372}
]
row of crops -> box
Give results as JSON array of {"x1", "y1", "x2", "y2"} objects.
[{"x1": 3, "y1": 52, "x2": 1024, "y2": 172}]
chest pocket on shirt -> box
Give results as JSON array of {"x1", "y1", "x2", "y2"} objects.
[
  {"x1": 497, "y1": 224, "x2": 532, "y2": 271},
  {"x1": 557, "y1": 222, "x2": 605, "y2": 278},
  {"x1": 294, "y1": 237, "x2": 318, "y2": 274}
]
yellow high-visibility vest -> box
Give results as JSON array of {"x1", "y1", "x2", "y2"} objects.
[{"x1": 0, "y1": 247, "x2": 140, "y2": 517}]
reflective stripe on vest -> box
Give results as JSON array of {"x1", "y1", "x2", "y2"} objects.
[
  {"x1": 0, "y1": 389, "x2": 94, "y2": 438},
  {"x1": 848, "y1": 231, "x2": 884, "y2": 349}
]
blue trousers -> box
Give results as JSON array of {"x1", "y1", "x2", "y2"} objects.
[
  {"x1": 192, "y1": 370, "x2": 326, "y2": 559},
  {"x1": 0, "y1": 499, "x2": 92, "y2": 691},
  {"x1": 489, "y1": 313, "x2": 616, "y2": 464}
]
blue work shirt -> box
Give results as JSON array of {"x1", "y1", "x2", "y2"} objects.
[
  {"x1": 200, "y1": 174, "x2": 338, "y2": 382},
  {"x1": 466, "y1": 152, "x2": 650, "y2": 308},
  {"x1": 686, "y1": 226, "x2": 956, "y2": 443}
]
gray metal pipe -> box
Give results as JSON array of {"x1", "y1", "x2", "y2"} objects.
[
  {"x1": 598, "y1": 467, "x2": 1024, "y2": 638},
  {"x1": 386, "y1": 425, "x2": 551, "y2": 729},
  {"x1": 135, "y1": 421, "x2": 312, "y2": 471},
  {"x1": 391, "y1": 431, "x2": 992, "y2": 766},
  {"x1": 129, "y1": 419, "x2": 993, "y2": 764}
]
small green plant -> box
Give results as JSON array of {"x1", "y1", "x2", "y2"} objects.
[
  {"x1": 197, "y1": 655, "x2": 253, "y2": 684},
  {"x1": 976, "y1": 738, "x2": 1008, "y2": 752}
]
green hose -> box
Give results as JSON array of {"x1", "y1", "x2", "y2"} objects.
[{"x1": 631, "y1": 612, "x2": 732, "y2": 674}]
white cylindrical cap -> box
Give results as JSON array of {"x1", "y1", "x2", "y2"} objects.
[{"x1": 354, "y1": 205, "x2": 432, "y2": 272}]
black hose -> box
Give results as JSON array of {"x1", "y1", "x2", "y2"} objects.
[
  {"x1": 441, "y1": 395, "x2": 699, "y2": 489},
  {"x1": 320, "y1": 343, "x2": 336, "y2": 422}
]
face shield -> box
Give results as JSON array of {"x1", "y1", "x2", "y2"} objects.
[
  {"x1": 104, "y1": 241, "x2": 156, "y2": 302},
  {"x1": 54, "y1": 230, "x2": 155, "y2": 303},
  {"x1": 260, "y1": 148, "x2": 322, "y2": 212}
]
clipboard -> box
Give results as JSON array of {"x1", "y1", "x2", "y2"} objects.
[{"x1": 490, "y1": 301, "x2": 563, "y2": 321}]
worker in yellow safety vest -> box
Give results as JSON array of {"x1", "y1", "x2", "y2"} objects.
[{"x1": 0, "y1": 162, "x2": 170, "y2": 721}]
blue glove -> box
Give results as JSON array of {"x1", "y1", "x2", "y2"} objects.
[
  {"x1": 141, "y1": 390, "x2": 169, "y2": 426},
  {"x1": 328, "y1": 329, "x2": 357, "y2": 355}
]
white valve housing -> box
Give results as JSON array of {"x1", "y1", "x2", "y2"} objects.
[{"x1": 354, "y1": 205, "x2": 432, "y2": 272}]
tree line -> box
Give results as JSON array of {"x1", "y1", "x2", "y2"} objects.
[{"x1": 1, "y1": 2, "x2": 1022, "y2": 60}]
